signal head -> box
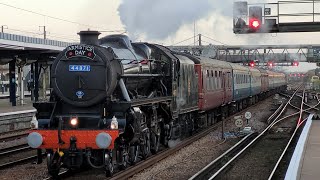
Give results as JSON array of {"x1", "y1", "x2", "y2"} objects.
[
  {"x1": 292, "y1": 61, "x2": 299, "y2": 66},
  {"x1": 249, "y1": 60, "x2": 255, "y2": 67},
  {"x1": 249, "y1": 18, "x2": 261, "y2": 30},
  {"x1": 267, "y1": 61, "x2": 274, "y2": 68}
]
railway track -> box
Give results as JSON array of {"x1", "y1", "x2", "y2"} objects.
[
  {"x1": 189, "y1": 84, "x2": 315, "y2": 180},
  {"x1": 268, "y1": 93, "x2": 320, "y2": 179},
  {"x1": 0, "y1": 128, "x2": 29, "y2": 142},
  {"x1": 0, "y1": 128, "x2": 40, "y2": 169},
  {"x1": 0, "y1": 154, "x2": 39, "y2": 169},
  {"x1": 0, "y1": 143, "x2": 30, "y2": 156},
  {"x1": 0, "y1": 143, "x2": 39, "y2": 169}
]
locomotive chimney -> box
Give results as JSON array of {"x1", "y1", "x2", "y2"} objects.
[{"x1": 78, "y1": 30, "x2": 101, "y2": 45}]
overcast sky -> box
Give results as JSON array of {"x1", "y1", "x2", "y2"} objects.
[{"x1": 0, "y1": 0, "x2": 319, "y2": 72}]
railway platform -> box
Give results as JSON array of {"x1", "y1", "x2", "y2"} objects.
[
  {"x1": 0, "y1": 91, "x2": 33, "y2": 99},
  {"x1": 285, "y1": 114, "x2": 320, "y2": 180},
  {"x1": 0, "y1": 98, "x2": 36, "y2": 133},
  {"x1": 0, "y1": 97, "x2": 35, "y2": 114}
]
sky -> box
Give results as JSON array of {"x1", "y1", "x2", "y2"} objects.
[{"x1": 0, "y1": 0, "x2": 319, "y2": 72}]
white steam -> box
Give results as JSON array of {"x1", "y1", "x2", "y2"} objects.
[{"x1": 118, "y1": 0, "x2": 233, "y2": 40}]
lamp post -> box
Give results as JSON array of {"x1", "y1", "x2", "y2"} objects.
[{"x1": 1, "y1": 25, "x2": 8, "y2": 33}]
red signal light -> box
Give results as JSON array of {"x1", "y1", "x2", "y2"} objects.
[
  {"x1": 249, "y1": 18, "x2": 261, "y2": 29},
  {"x1": 249, "y1": 61, "x2": 255, "y2": 67},
  {"x1": 292, "y1": 61, "x2": 299, "y2": 66},
  {"x1": 267, "y1": 61, "x2": 274, "y2": 68}
]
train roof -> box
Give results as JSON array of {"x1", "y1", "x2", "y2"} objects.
[
  {"x1": 249, "y1": 67, "x2": 261, "y2": 74},
  {"x1": 258, "y1": 69, "x2": 268, "y2": 74},
  {"x1": 228, "y1": 62, "x2": 249, "y2": 71},
  {"x1": 174, "y1": 54, "x2": 196, "y2": 65},
  {"x1": 196, "y1": 56, "x2": 232, "y2": 69},
  {"x1": 267, "y1": 70, "x2": 285, "y2": 77}
]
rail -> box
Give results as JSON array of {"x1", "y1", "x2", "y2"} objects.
[{"x1": 191, "y1": 84, "x2": 304, "y2": 179}]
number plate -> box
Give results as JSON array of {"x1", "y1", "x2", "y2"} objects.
[{"x1": 69, "y1": 65, "x2": 91, "y2": 72}]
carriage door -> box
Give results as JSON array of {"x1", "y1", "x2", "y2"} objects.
[
  {"x1": 223, "y1": 72, "x2": 227, "y2": 104},
  {"x1": 225, "y1": 72, "x2": 232, "y2": 102}
]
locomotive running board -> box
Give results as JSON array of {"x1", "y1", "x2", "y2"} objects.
[
  {"x1": 121, "y1": 74, "x2": 164, "y2": 77},
  {"x1": 131, "y1": 96, "x2": 172, "y2": 106},
  {"x1": 128, "y1": 96, "x2": 172, "y2": 106}
]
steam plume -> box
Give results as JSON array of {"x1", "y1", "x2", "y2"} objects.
[{"x1": 118, "y1": 0, "x2": 233, "y2": 40}]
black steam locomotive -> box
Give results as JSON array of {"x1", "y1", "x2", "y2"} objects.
[
  {"x1": 27, "y1": 31, "x2": 286, "y2": 177},
  {"x1": 27, "y1": 31, "x2": 198, "y2": 177}
]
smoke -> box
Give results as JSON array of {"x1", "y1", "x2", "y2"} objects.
[{"x1": 118, "y1": 0, "x2": 233, "y2": 40}]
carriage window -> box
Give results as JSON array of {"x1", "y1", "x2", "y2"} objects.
[
  {"x1": 237, "y1": 74, "x2": 239, "y2": 84},
  {"x1": 241, "y1": 74, "x2": 243, "y2": 84},
  {"x1": 221, "y1": 72, "x2": 223, "y2": 88}
]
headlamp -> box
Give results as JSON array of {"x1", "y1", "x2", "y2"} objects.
[{"x1": 70, "y1": 117, "x2": 78, "y2": 126}]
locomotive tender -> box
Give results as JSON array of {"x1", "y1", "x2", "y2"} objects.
[{"x1": 27, "y1": 31, "x2": 287, "y2": 177}]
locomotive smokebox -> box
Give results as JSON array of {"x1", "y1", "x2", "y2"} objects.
[{"x1": 78, "y1": 31, "x2": 101, "y2": 45}]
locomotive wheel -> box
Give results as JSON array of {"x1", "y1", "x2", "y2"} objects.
[
  {"x1": 151, "y1": 126, "x2": 160, "y2": 154},
  {"x1": 117, "y1": 148, "x2": 129, "y2": 170},
  {"x1": 205, "y1": 113, "x2": 211, "y2": 127},
  {"x1": 128, "y1": 145, "x2": 139, "y2": 165},
  {"x1": 104, "y1": 152, "x2": 114, "y2": 177},
  {"x1": 105, "y1": 163, "x2": 114, "y2": 177},
  {"x1": 47, "y1": 152, "x2": 61, "y2": 178},
  {"x1": 212, "y1": 113, "x2": 216, "y2": 124},
  {"x1": 140, "y1": 131, "x2": 151, "y2": 159}
]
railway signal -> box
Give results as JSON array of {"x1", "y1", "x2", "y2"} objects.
[
  {"x1": 292, "y1": 61, "x2": 299, "y2": 66},
  {"x1": 249, "y1": 60, "x2": 255, "y2": 67},
  {"x1": 267, "y1": 61, "x2": 274, "y2": 68},
  {"x1": 249, "y1": 18, "x2": 261, "y2": 30},
  {"x1": 248, "y1": 6, "x2": 262, "y2": 32}
]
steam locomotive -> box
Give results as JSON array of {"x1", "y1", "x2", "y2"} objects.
[{"x1": 27, "y1": 31, "x2": 287, "y2": 177}]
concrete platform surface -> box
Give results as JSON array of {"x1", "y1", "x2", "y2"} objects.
[
  {"x1": 299, "y1": 120, "x2": 320, "y2": 180},
  {"x1": 0, "y1": 98, "x2": 35, "y2": 114}
]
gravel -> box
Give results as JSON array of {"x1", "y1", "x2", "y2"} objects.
[
  {"x1": 0, "y1": 137, "x2": 27, "y2": 149},
  {"x1": 218, "y1": 98, "x2": 313, "y2": 180},
  {"x1": 130, "y1": 96, "x2": 277, "y2": 180}
]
